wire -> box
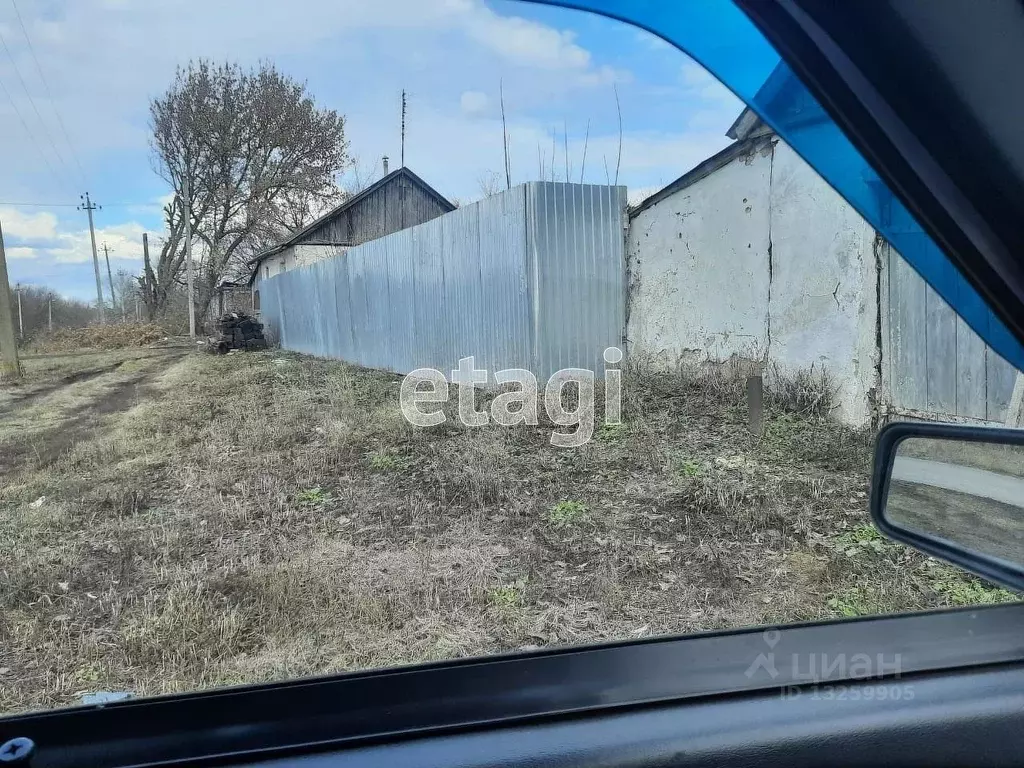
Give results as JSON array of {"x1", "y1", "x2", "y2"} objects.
[
  {"x1": 0, "y1": 24, "x2": 77, "y2": 194},
  {"x1": 0, "y1": 200, "x2": 165, "y2": 208},
  {"x1": 9, "y1": 0, "x2": 88, "y2": 189},
  {"x1": 0, "y1": 201, "x2": 79, "y2": 207},
  {"x1": 0, "y1": 71, "x2": 65, "y2": 192}
]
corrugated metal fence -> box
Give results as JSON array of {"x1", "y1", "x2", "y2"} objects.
[{"x1": 260, "y1": 182, "x2": 627, "y2": 380}]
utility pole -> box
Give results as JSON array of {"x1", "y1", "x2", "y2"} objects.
[
  {"x1": 48, "y1": 293, "x2": 53, "y2": 332},
  {"x1": 0, "y1": 219, "x2": 21, "y2": 379},
  {"x1": 79, "y1": 193, "x2": 104, "y2": 324},
  {"x1": 184, "y1": 176, "x2": 196, "y2": 338},
  {"x1": 101, "y1": 242, "x2": 119, "y2": 322},
  {"x1": 16, "y1": 285, "x2": 22, "y2": 339}
]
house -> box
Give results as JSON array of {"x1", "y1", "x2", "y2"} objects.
[
  {"x1": 213, "y1": 281, "x2": 254, "y2": 317},
  {"x1": 248, "y1": 164, "x2": 455, "y2": 295},
  {"x1": 627, "y1": 65, "x2": 1017, "y2": 426}
]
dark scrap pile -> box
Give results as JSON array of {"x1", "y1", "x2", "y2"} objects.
[{"x1": 210, "y1": 312, "x2": 267, "y2": 354}]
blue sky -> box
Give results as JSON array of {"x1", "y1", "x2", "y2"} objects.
[{"x1": 0, "y1": 0, "x2": 743, "y2": 300}]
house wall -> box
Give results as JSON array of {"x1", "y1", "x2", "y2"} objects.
[
  {"x1": 628, "y1": 138, "x2": 880, "y2": 426},
  {"x1": 767, "y1": 141, "x2": 880, "y2": 425},
  {"x1": 301, "y1": 176, "x2": 450, "y2": 246},
  {"x1": 627, "y1": 140, "x2": 773, "y2": 366}
]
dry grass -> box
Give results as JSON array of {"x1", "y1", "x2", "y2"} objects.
[
  {"x1": 0, "y1": 350, "x2": 1015, "y2": 715},
  {"x1": 29, "y1": 323, "x2": 168, "y2": 353}
]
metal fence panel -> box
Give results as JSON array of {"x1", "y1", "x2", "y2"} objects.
[
  {"x1": 527, "y1": 182, "x2": 627, "y2": 379},
  {"x1": 260, "y1": 182, "x2": 626, "y2": 382}
]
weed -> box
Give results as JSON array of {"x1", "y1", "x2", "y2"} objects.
[
  {"x1": 295, "y1": 487, "x2": 333, "y2": 507},
  {"x1": 489, "y1": 584, "x2": 523, "y2": 608},
  {"x1": 826, "y1": 587, "x2": 875, "y2": 617},
  {"x1": 766, "y1": 362, "x2": 838, "y2": 417},
  {"x1": 834, "y1": 524, "x2": 886, "y2": 556},
  {"x1": 930, "y1": 575, "x2": 1017, "y2": 606},
  {"x1": 548, "y1": 500, "x2": 588, "y2": 527},
  {"x1": 596, "y1": 422, "x2": 626, "y2": 442},
  {"x1": 366, "y1": 449, "x2": 408, "y2": 471},
  {"x1": 672, "y1": 456, "x2": 703, "y2": 478}
]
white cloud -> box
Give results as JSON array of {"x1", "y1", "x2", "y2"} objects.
[
  {"x1": 462, "y1": 7, "x2": 590, "y2": 70},
  {"x1": 460, "y1": 90, "x2": 489, "y2": 115},
  {"x1": 6, "y1": 246, "x2": 39, "y2": 260},
  {"x1": 0, "y1": 208, "x2": 59, "y2": 240},
  {"x1": 3, "y1": 215, "x2": 147, "y2": 265}
]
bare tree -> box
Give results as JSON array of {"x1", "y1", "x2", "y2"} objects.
[
  {"x1": 477, "y1": 171, "x2": 504, "y2": 198},
  {"x1": 342, "y1": 157, "x2": 381, "y2": 197},
  {"x1": 148, "y1": 60, "x2": 350, "y2": 320},
  {"x1": 139, "y1": 201, "x2": 188, "y2": 321}
]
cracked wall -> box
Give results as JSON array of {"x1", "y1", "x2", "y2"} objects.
[
  {"x1": 627, "y1": 139, "x2": 880, "y2": 427},
  {"x1": 626, "y1": 143, "x2": 773, "y2": 368}
]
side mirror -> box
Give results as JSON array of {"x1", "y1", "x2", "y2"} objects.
[{"x1": 871, "y1": 422, "x2": 1024, "y2": 592}]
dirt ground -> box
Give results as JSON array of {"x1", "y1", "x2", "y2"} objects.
[{"x1": 0, "y1": 347, "x2": 1015, "y2": 715}]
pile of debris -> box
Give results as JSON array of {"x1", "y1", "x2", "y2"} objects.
[{"x1": 210, "y1": 312, "x2": 268, "y2": 354}]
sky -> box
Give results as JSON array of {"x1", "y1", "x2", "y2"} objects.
[{"x1": 0, "y1": 0, "x2": 744, "y2": 301}]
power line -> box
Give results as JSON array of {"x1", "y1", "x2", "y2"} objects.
[
  {"x1": 0, "y1": 71, "x2": 65, "y2": 192},
  {"x1": 9, "y1": 0, "x2": 88, "y2": 188},
  {"x1": 0, "y1": 201, "x2": 79, "y2": 207},
  {"x1": 0, "y1": 24, "x2": 76, "y2": 193},
  {"x1": 0, "y1": 200, "x2": 164, "y2": 208}
]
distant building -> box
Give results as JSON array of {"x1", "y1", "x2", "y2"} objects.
[
  {"x1": 249, "y1": 166, "x2": 455, "y2": 296},
  {"x1": 213, "y1": 281, "x2": 254, "y2": 317}
]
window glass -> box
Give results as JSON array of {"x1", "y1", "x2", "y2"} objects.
[{"x1": 0, "y1": 0, "x2": 1017, "y2": 717}]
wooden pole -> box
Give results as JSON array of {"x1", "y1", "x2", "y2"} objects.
[
  {"x1": 747, "y1": 374, "x2": 764, "y2": 436},
  {"x1": 0, "y1": 219, "x2": 22, "y2": 379}
]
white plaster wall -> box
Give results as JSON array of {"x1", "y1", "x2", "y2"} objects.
[
  {"x1": 291, "y1": 244, "x2": 349, "y2": 269},
  {"x1": 628, "y1": 137, "x2": 881, "y2": 427},
  {"x1": 255, "y1": 244, "x2": 348, "y2": 288},
  {"x1": 627, "y1": 142, "x2": 773, "y2": 367},
  {"x1": 767, "y1": 141, "x2": 879, "y2": 426}
]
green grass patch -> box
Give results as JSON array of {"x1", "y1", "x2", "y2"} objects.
[{"x1": 548, "y1": 499, "x2": 588, "y2": 527}]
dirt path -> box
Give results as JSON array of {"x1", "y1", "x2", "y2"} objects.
[{"x1": 0, "y1": 348, "x2": 187, "y2": 475}]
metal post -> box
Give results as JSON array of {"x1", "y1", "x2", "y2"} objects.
[{"x1": 0, "y1": 220, "x2": 22, "y2": 378}]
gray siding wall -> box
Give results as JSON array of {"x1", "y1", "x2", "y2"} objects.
[
  {"x1": 302, "y1": 176, "x2": 450, "y2": 246},
  {"x1": 884, "y1": 243, "x2": 1018, "y2": 422},
  {"x1": 260, "y1": 182, "x2": 627, "y2": 381}
]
